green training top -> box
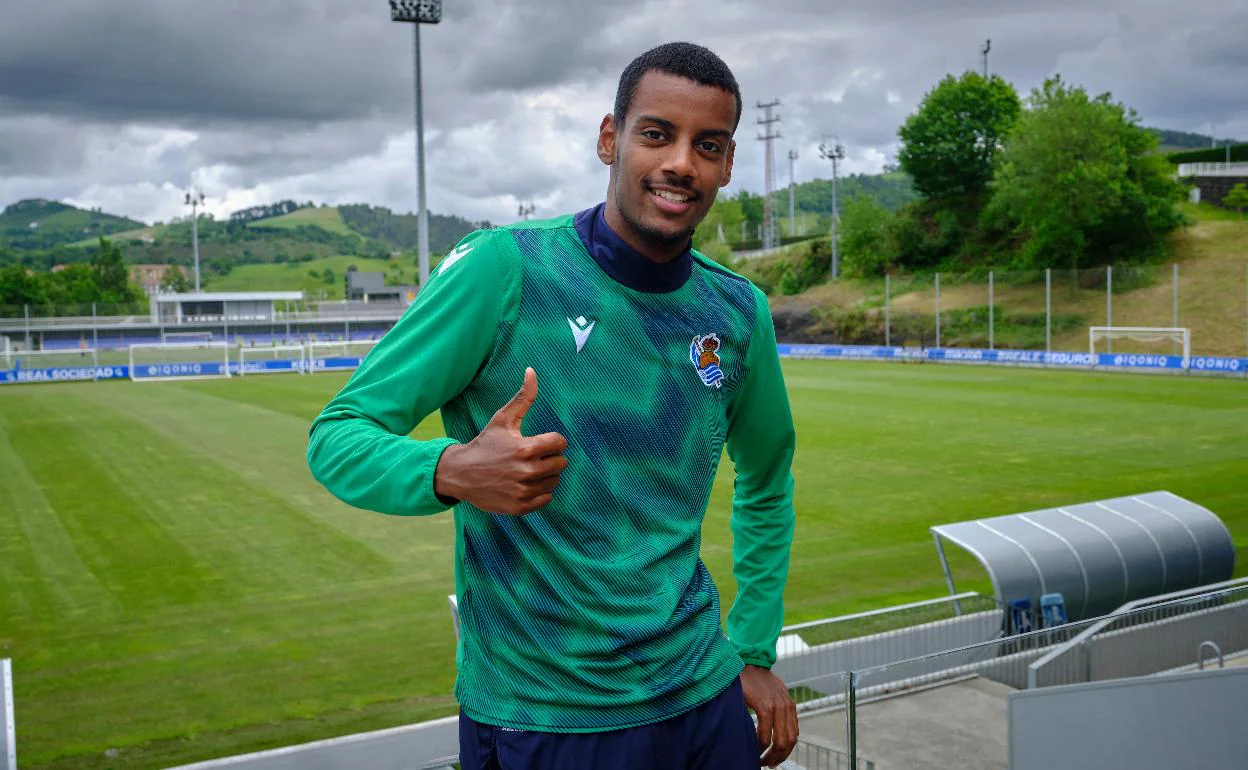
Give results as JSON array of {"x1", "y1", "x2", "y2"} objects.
[{"x1": 307, "y1": 208, "x2": 796, "y2": 732}]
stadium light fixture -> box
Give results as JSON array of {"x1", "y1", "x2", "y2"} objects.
[
  {"x1": 818, "y1": 140, "x2": 845, "y2": 280},
  {"x1": 390, "y1": 1, "x2": 443, "y2": 288},
  {"x1": 184, "y1": 189, "x2": 206, "y2": 292}
]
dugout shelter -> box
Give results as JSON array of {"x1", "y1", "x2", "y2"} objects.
[
  {"x1": 931, "y1": 491, "x2": 1235, "y2": 622},
  {"x1": 151, "y1": 291, "x2": 303, "y2": 325}
]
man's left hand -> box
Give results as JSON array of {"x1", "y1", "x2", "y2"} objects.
[{"x1": 740, "y1": 664, "x2": 798, "y2": 768}]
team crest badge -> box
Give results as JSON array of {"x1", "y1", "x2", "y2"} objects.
[{"x1": 690, "y1": 333, "x2": 725, "y2": 389}]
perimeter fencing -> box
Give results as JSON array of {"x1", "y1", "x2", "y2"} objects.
[
  {"x1": 806, "y1": 580, "x2": 1248, "y2": 767},
  {"x1": 780, "y1": 264, "x2": 1248, "y2": 359}
]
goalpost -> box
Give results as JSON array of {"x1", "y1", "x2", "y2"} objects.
[
  {"x1": 237, "y1": 345, "x2": 307, "y2": 376},
  {"x1": 1089, "y1": 327, "x2": 1190, "y2": 368},
  {"x1": 0, "y1": 336, "x2": 10, "y2": 369},
  {"x1": 306, "y1": 340, "x2": 379, "y2": 372},
  {"x1": 129, "y1": 342, "x2": 232, "y2": 382}
]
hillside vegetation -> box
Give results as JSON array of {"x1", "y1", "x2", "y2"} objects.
[
  {"x1": 750, "y1": 203, "x2": 1248, "y2": 356},
  {"x1": 0, "y1": 199, "x2": 144, "y2": 251}
]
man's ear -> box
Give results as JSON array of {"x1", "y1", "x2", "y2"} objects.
[
  {"x1": 597, "y1": 114, "x2": 617, "y2": 167},
  {"x1": 720, "y1": 139, "x2": 736, "y2": 188}
]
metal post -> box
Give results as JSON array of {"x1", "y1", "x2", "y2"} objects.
[
  {"x1": 191, "y1": 203, "x2": 201, "y2": 292},
  {"x1": 831, "y1": 156, "x2": 840, "y2": 279},
  {"x1": 1172, "y1": 263, "x2": 1179, "y2": 356},
  {"x1": 885, "y1": 274, "x2": 891, "y2": 348},
  {"x1": 1106, "y1": 266, "x2": 1113, "y2": 354},
  {"x1": 2, "y1": 658, "x2": 15, "y2": 770},
  {"x1": 846, "y1": 671, "x2": 857, "y2": 767},
  {"x1": 345, "y1": 315, "x2": 351, "y2": 343},
  {"x1": 933, "y1": 533, "x2": 961, "y2": 615},
  {"x1": 788, "y1": 149, "x2": 798, "y2": 239},
  {"x1": 413, "y1": 24, "x2": 431, "y2": 287},
  {"x1": 935, "y1": 273, "x2": 941, "y2": 349},
  {"x1": 1045, "y1": 269, "x2": 1052, "y2": 357},
  {"x1": 92, "y1": 302, "x2": 98, "y2": 351},
  {"x1": 23, "y1": 304, "x2": 30, "y2": 351},
  {"x1": 988, "y1": 271, "x2": 994, "y2": 350}
]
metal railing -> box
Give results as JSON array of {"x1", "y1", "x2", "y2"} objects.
[
  {"x1": 1026, "y1": 578, "x2": 1248, "y2": 689},
  {"x1": 784, "y1": 736, "x2": 875, "y2": 770},
  {"x1": 1178, "y1": 161, "x2": 1248, "y2": 177},
  {"x1": 775, "y1": 594, "x2": 1004, "y2": 710}
]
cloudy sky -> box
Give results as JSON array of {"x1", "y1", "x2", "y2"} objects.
[{"x1": 1, "y1": 0, "x2": 1245, "y2": 227}]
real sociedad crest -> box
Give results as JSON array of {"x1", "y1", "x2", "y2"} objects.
[{"x1": 690, "y1": 333, "x2": 725, "y2": 389}]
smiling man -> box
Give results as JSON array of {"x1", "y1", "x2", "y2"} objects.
[{"x1": 308, "y1": 42, "x2": 798, "y2": 769}]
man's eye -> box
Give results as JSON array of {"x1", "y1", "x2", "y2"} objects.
[
  {"x1": 641, "y1": 129, "x2": 665, "y2": 141},
  {"x1": 699, "y1": 141, "x2": 722, "y2": 153}
]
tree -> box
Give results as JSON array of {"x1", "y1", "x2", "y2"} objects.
[
  {"x1": 984, "y1": 76, "x2": 1186, "y2": 270},
  {"x1": 1224, "y1": 183, "x2": 1248, "y2": 219},
  {"x1": 90, "y1": 237, "x2": 132, "y2": 301},
  {"x1": 161, "y1": 265, "x2": 190, "y2": 292},
  {"x1": 838, "y1": 197, "x2": 896, "y2": 277},
  {"x1": 898, "y1": 72, "x2": 1021, "y2": 201}
]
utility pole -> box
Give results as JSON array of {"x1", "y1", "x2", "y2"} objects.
[
  {"x1": 756, "y1": 100, "x2": 781, "y2": 250},
  {"x1": 390, "y1": 0, "x2": 443, "y2": 288},
  {"x1": 981, "y1": 39, "x2": 991, "y2": 78},
  {"x1": 788, "y1": 149, "x2": 799, "y2": 238},
  {"x1": 184, "y1": 189, "x2": 205, "y2": 292},
  {"x1": 819, "y1": 139, "x2": 845, "y2": 279}
]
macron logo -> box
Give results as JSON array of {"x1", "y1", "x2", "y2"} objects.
[
  {"x1": 567, "y1": 315, "x2": 595, "y2": 352},
  {"x1": 438, "y1": 242, "x2": 473, "y2": 275}
]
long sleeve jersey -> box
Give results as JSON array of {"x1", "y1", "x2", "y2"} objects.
[{"x1": 307, "y1": 203, "x2": 796, "y2": 732}]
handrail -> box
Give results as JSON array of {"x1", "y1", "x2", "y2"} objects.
[
  {"x1": 1026, "y1": 577, "x2": 1248, "y2": 688},
  {"x1": 1197, "y1": 641, "x2": 1223, "y2": 671},
  {"x1": 782, "y1": 592, "x2": 982, "y2": 633}
]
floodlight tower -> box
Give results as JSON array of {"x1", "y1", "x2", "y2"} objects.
[
  {"x1": 184, "y1": 189, "x2": 205, "y2": 292},
  {"x1": 517, "y1": 201, "x2": 536, "y2": 220},
  {"x1": 981, "y1": 39, "x2": 991, "y2": 78},
  {"x1": 787, "y1": 149, "x2": 799, "y2": 237},
  {"x1": 819, "y1": 139, "x2": 845, "y2": 279},
  {"x1": 390, "y1": 0, "x2": 443, "y2": 287}
]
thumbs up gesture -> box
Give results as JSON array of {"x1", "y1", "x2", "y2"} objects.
[{"x1": 433, "y1": 368, "x2": 569, "y2": 515}]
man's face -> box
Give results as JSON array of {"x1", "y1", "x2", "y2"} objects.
[{"x1": 598, "y1": 71, "x2": 736, "y2": 256}]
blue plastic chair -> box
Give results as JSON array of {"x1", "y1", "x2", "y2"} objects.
[
  {"x1": 1009, "y1": 599, "x2": 1034, "y2": 635},
  {"x1": 1041, "y1": 593, "x2": 1068, "y2": 628}
]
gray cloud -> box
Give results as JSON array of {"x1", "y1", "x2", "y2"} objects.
[{"x1": 0, "y1": 0, "x2": 1244, "y2": 226}]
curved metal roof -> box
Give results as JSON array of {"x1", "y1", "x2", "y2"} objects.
[{"x1": 930, "y1": 491, "x2": 1235, "y2": 621}]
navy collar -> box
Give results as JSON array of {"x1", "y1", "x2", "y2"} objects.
[{"x1": 572, "y1": 203, "x2": 692, "y2": 293}]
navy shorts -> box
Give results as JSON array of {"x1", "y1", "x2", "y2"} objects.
[{"x1": 459, "y1": 678, "x2": 759, "y2": 770}]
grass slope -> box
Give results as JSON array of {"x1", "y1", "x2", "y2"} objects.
[
  {"x1": 201, "y1": 255, "x2": 402, "y2": 299},
  {"x1": 774, "y1": 203, "x2": 1248, "y2": 356},
  {"x1": 1, "y1": 362, "x2": 1245, "y2": 768},
  {"x1": 248, "y1": 207, "x2": 355, "y2": 237}
]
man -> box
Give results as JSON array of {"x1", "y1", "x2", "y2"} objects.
[{"x1": 308, "y1": 41, "x2": 797, "y2": 769}]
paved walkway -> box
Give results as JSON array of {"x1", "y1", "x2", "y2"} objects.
[{"x1": 798, "y1": 676, "x2": 1012, "y2": 770}]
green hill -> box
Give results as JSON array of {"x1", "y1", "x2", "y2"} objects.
[
  {"x1": 248, "y1": 206, "x2": 355, "y2": 237},
  {"x1": 202, "y1": 255, "x2": 405, "y2": 299},
  {"x1": 0, "y1": 199, "x2": 145, "y2": 251}
]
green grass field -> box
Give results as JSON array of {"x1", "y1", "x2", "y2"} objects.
[{"x1": 1, "y1": 361, "x2": 1245, "y2": 768}]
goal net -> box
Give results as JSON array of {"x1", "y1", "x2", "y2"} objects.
[
  {"x1": 306, "y1": 340, "x2": 378, "y2": 372},
  {"x1": 238, "y1": 344, "x2": 307, "y2": 376},
  {"x1": 129, "y1": 342, "x2": 232, "y2": 381},
  {"x1": 161, "y1": 330, "x2": 214, "y2": 344},
  {"x1": 1089, "y1": 327, "x2": 1190, "y2": 367},
  {"x1": 1, "y1": 348, "x2": 103, "y2": 380}
]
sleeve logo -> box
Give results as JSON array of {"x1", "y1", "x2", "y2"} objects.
[{"x1": 689, "y1": 333, "x2": 725, "y2": 389}]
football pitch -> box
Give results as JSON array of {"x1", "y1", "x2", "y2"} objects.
[{"x1": 1, "y1": 360, "x2": 1245, "y2": 769}]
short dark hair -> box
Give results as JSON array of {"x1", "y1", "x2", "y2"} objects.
[{"x1": 613, "y1": 42, "x2": 742, "y2": 132}]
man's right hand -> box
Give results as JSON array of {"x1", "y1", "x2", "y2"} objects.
[{"x1": 434, "y1": 367, "x2": 568, "y2": 515}]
